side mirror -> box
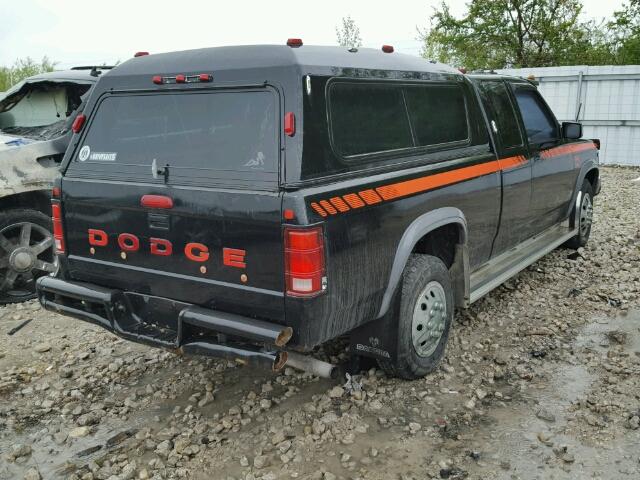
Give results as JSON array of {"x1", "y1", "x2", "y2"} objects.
[{"x1": 562, "y1": 122, "x2": 582, "y2": 140}]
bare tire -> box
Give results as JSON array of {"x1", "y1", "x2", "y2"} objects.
[
  {"x1": 565, "y1": 180, "x2": 594, "y2": 250},
  {"x1": 378, "y1": 254, "x2": 453, "y2": 380},
  {"x1": 0, "y1": 209, "x2": 57, "y2": 304}
]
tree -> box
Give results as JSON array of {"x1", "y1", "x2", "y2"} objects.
[
  {"x1": 336, "y1": 16, "x2": 363, "y2": 48},
  {"x1": 0, "y1": 57, "x2": 57, "y2": 92},
  {"x1": 419, "y1": 0, "x2": 611, "y2": 69},
  {"x1": 608, "y1": 0, "x2": 640, "y2": 64}
]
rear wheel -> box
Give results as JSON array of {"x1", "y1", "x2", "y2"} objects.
[
  {"x1": 378, "y1": 254, "x2": 453, "y2": 380},
  {"x1": 0, "y1": 209, "x2": 57, "y2": 304},
  {"x1": 565, "y1": 180, "x2": 594, "y2": 249}
]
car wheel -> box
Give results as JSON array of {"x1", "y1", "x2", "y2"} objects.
[
  {"x1": 0, "y1": 209, "x2": 58, "y2": 305},
  {"x1": 378, "y1": 254, "x2": 453, "y2": 380},
  {"x1": 565, "y1": 180, "x2": 594, "y2": 250}
]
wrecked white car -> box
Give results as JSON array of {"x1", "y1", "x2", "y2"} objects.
[{"x1": 0, "y1": 67, "x2": 109, "y2": 303}]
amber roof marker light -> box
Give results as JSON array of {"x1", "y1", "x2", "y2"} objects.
[{"x1": 287, "y1": 38, "x2": 303, "y2": 48}]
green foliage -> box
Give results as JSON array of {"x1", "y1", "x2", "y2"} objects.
[
  {"x1": 608, "y1": 0, "x2": 640, "y2": 64},
  {"x1": 0, "y1": 57, "x2": 57, "y2": 93},
  {"x1": 336, "y1": 15, "x2": 363, "y2": 48},
  {"x1": 420, "y1": 0, "x2": 639, "y2": 69}
]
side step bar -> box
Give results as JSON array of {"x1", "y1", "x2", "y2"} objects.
[{"x1": 469, "y1": 222, "x2": 577, "y2": 303}]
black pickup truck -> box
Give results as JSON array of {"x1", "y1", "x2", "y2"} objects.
[{"x1": 37, "y1": 42, "x2": 600, "y2": 379}]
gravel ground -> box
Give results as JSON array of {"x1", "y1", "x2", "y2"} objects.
[{"x1": 1, "y1": 166, "x2": 639, "y2": 480}]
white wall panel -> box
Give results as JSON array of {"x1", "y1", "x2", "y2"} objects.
[{"x1": 496, "y1": 65, "x2": 640, "y2": 166}]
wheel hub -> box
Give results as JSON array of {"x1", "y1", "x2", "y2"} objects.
[
  {"x1": 412, "y1": 281, "x2": 447, "y2": 357},
  {"x1": 1, "y1": 221, "x2": 57, "y2": 300},
  {"x1": 10, "y1": 248, "x2": 36, "y2": 272}
]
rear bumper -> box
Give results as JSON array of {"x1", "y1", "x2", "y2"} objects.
[{"x1": 36, "y1": 276, "x2": 292, "y2": 371}]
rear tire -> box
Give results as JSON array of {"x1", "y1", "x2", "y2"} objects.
[
  {"x1": 0, "y1": 209, "x2": 57, "y2": 305},
  {"x1": 565, "y1": 180, "x2": 594, "y2": 250},
  {"x1": 378, "y1": 254, "x2": 453, "y2": 380}
]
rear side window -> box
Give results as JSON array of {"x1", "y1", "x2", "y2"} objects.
[
  {"x1": 514, "y1": 89, "x2": 558, "y2": 144},
  {"x1": 404, "y1": 85, "x2": 468, "y2": 146},
  {"x1": 328, "y1": 82, "x2": 470, "y2": 160},
  {"x1": 477, "y1": 81, "x2": 522, "y2": 149},
  {"x1": 66, "y1": 90, "x2": 278, "y2": 189},
  {"x1": 300, "y1": 77, "x2": 489, "y2": 182},
  {"x1": 329, "y1": 83, "x2": 413, "y2": 157}
]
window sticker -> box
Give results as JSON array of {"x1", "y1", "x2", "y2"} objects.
[
  {"x1": 244, "y1": 152, "x2": 265, "y2": 169},
  {"x1": 78, "y1": 145, "x2": 117, "y2": 162},
  {"x1": 78, "y1": 145, "x2": 90, "y2": 161}
]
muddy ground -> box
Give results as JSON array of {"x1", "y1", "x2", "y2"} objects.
[{"x1": 1, "y1": 166, "x2": 639, "y2": 480}]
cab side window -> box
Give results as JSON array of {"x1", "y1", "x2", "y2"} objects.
[
  {"x1": 514, "y1": 89, "x2": 558, "y2": 145},
  {"x1": 477, "y1": 81, "x2": 522, "y2": 149}
]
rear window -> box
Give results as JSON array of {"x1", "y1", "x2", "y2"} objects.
[
  {"x1": 66, "y1": 90, "x2": 279, "y2": 189},
  {"x1": 328, "y1": 82, "x2": 469, "y2": 160}
]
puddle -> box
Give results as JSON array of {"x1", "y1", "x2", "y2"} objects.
[
  {"x1": 0, "y1": 411, "x2": 157, "y2": 479},
  {"x1": 576, "y1": 309, "x2": 640, "y2": 353},
  {"x1": 0, "y1": 354, "x2": 335, "y2": 480},
  {"x1": 464, "y1": 310, "x2": 640, "y2": 480}
]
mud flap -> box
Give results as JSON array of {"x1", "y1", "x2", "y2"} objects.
[{"x1": 349, "y1": 287, "x2": 401, "y2": 362}]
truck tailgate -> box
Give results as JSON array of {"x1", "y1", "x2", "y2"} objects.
[{"x1": 61, "y1": 88, "x2": 285, "y2": 321}]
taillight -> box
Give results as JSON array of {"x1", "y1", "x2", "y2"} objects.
[
  {"x1": 285, "y1": 226, "x2": 326, "y2": 297},
  {"x1": 51, "y1": 201, "x2": 65, "y2": 254}
]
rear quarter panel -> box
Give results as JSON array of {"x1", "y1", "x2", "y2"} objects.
[{"x1": 284, "y1": 152, "x2": 501, "y2": 349}]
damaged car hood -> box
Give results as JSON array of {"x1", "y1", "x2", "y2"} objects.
[
  {"x1": 0, "y1": 70, "x2": 99, "y2": 196},
  {"x1": 0, "y1": 76, "x2": 93, "y2": 112}
]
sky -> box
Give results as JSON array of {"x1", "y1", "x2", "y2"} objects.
[{"x1": 0, "y1": 0, "x2": 627, "y2": 69}]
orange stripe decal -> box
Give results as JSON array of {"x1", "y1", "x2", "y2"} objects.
[
  {"x1": 308, "y1": 146, "x2": 594, "y2": 217},
  {"x1": 310, "y1": 202, "x2": 328, "y2": 217},
  {"x1": 541, "y1": 142, "x2": 596, "y2": 159},
  {"x1": 358, "y1": 189, "x2": 382, "y2": 205},
  {"x1": 342, "y1": 193, "x2": 365, "y2": 208},
  {"x1": 497, "y1": 155, "x2": 527, "y2": 171},
  {"x1": 377, "y1": 160, "x2": 502, "y2": 201},
  {"x1": 329, "y1": 197, "x2": 350, "y2": 212},
  {"x1": 319, "y1": 200, "x2": 338, "y2": 215}
]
